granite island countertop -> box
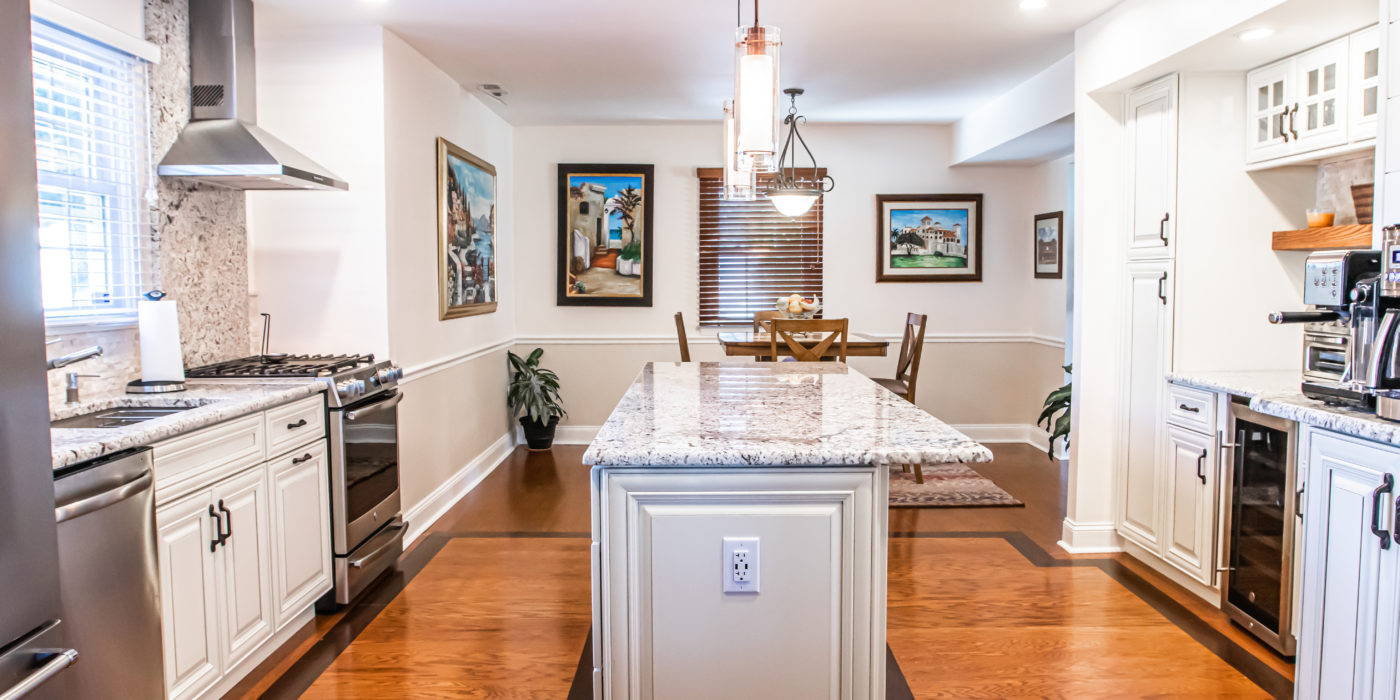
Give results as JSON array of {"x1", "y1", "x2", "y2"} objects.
[
  {"x1": 583, "y1": 362, "x2": 992, "y2": 467},
  {"x1": 1168, "y1": 370, "x2": 1400, "y2": 447},
  {"x1": 51, "y1": 381, "x2": 326, "y2": 470}
]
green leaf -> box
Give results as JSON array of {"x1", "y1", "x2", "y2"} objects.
[{"x1": 527, "y1": 348, "x2": 544, "y2": 366}]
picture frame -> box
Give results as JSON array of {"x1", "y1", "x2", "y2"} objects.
[
  {"x1": 1034, "y1": 211, "x2": 1064, "y2": 279},
  {"x1": 875, "y1": 194, "x2": 983, "y2": 282},
  {"x1": 557, "y1": 163, "x2": 655, "y2": 306},
  {"x1": 436, "y1": 137, "x2": 498, "y2": 320}
]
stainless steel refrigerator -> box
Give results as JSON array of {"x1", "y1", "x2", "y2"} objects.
[{"x1": 0, "y1": 0, "x2": 78, "y2": 696}]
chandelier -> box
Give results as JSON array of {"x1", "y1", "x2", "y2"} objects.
[{"x1": 767, "y1": 88, "x2": 834, "y2": 217}]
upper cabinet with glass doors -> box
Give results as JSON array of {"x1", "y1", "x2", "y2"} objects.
[{"x1": 1245, "y1": 27, "x2": 1378, "y2": 166}]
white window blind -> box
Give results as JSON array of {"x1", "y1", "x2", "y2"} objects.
[{"x1": 32, "y1": 19, "x2": 149, "y2": 324}]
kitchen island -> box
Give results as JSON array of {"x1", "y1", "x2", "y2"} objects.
[{"x1": 583, "y1": 362, "x2": 990, "y2": 699}]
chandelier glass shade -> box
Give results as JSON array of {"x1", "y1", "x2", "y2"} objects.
[
  {"x1": 733, "y1": 24, "x2": 780, "y2": 174},
  {"x1": 722, "y1": 100, "x2": 757, "y2": 201},
  {"x1": 766, "y1": 88, "x2": 834, "y2": 218}
]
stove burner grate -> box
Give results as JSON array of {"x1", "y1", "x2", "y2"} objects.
[{"x1": 186, "y1": 353, "x2": 375, "y2": 379}]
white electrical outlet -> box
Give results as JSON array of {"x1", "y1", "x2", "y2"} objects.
[{"x1": 722, "y1": 537, "x2": 760, "y2": 593}]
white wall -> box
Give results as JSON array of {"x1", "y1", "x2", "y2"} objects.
[
  {"x1": 953, "y1": 55, "x2": 1075, "y2": 165},
  {"x1": 43, "y1": 0, "x2": 144, "y2": 41},
  {"x1": 513, "y1": 122, "x2": 1070, "y2": 429}
]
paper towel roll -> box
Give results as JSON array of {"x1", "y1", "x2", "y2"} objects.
[{"x1": 139, "y1": 298, "x2": 185, "y2": 382}]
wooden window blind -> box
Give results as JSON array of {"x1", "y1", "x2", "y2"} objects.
[{"x1": 697, "y1": 168, "x2": 824, "y2": 327}]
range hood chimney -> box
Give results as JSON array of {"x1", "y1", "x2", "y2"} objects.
[{"x1": 157, "y1": 0, "x2": 348, "y2": 191}]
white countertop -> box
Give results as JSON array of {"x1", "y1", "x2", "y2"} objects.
[
  {"x1": 583, "y1": 362, "x2": 992, "y2": 467},
  {"x1": 50, "y1": 381, "x2": 326, "y2": 470},
  {"x1": 1168, "y1": 370, "x2": 1400, "y2": 447}
]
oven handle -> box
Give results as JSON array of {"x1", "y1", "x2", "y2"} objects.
[
  {"x1": 344, "y1": 392, "x2": 403, "y2": 421},
  {"x1": 349, "y1": 518, "x2": 406, "y2": 569}
]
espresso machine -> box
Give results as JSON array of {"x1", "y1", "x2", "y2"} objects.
[
  {"x1": 1269, "y1": 250, "x2": 1380, "y2": 407},
  {"x1": 1370, "y1": 225, "x2": 1400, "y2": 420}
]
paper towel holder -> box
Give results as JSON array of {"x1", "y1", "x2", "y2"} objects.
[{"x1": 127, "y1": 289, "x2": 187, "y2": 394}]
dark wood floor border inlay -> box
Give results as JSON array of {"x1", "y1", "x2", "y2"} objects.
[{"x1": 890, "y1": 531, "x2": 1292, "y2": 699}]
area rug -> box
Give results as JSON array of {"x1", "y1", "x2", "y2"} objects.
[{"x1": 887, "y1": 463, "x2": 1022, "y2": 507}]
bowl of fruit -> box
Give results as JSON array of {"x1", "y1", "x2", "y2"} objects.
[{"x1": 775, "y1": 294, "x2": 822, "y2": 319}]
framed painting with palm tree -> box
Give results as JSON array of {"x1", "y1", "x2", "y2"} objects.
[{"x1": 557, "y1": 163, "x2": 654, "y2": 306}]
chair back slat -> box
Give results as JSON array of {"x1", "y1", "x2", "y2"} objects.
[
  {"x1": 768, "y1": 318, "x2": 849, "y2": 362},
  {"x1": 674, "y1": 312, "x2": 691, "y2": 362},
  {"x1": 897, "y1": 313, "x2": 927, "y2": 401},
  {"x1": 752, "y1": 310, "x2": 783, "y2": 333}
]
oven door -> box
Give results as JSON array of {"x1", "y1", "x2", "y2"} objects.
[{"x1": 329, "y1": 390, "x2": 403, "y2": 556}]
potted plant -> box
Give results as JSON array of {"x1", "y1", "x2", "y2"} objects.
[
  {"x1": 508, "y1": 348, "x2": 567, "y2": 451},
  {"x1": 1037, "y1": 364, "x2": 1071, "y2": 461},
  {"x1": 616, "y1": 240, "x2": 642, "y2": 277}
]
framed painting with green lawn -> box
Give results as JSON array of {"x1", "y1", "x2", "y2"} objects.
[
  {"x1": 875, "y1": 193, "x2": 983, "y2": 282},
  {"x1": 557, "y1": 163, "x2": 654, "y2": 306}
]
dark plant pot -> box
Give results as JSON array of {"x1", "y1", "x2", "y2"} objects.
[{"x1": 520, "y1": 416, "x2": 560, "y2": 451}]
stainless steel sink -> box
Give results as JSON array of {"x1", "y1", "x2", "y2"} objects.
[{"x1": 51, "y1": 406, "x2": 196, "y2": 429}]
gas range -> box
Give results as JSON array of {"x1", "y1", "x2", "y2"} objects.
[{"x1": 185, "y1": 353, "x2": 404, "y2": 408}]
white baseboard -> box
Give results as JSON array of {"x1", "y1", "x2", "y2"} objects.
[
  {"x1": 532, "y1": 423, "x2": 1055, "y2": 451},
  {"x1": 1057, "y1": 518, "x2": 1122, "y2": 553},
  {"x1": 403, "y1": 431, "x2": 517, "y2": 547}
]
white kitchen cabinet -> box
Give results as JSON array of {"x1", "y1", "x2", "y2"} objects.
[
  {"x1": 155, "y1": 491, "x2": 222, "y2": 700},
  {"x1": 212, "y1": 466, "x2": 275, "y2": 672},
  {"x1": 1295, "y1": 428, "x2": 1400, "y2": 700},
  {"x1": 269, "y1": 442, "x2": 333, "y2": 628},
  {"x1": 1125, "y1": 74, "x2": 1178, "y2": 260},
  {"x1": 1162, "y1": 425, "x2": 1216, "y2": 584},
  {"x1": 1247, "y1": 58, "x2": 1297, "y2": 163},
  {"x1": 1293, "y1": 38, "x2": 1351, "y2": 153},
  {"x1": 1351, "y1": 26, "x2": 1381, "y2": 141},
  {"x1": 1116, "y1": 260, "x2": 1175, "y2": 551}
]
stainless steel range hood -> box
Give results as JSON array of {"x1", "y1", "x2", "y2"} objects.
[{"x1": 157, "y1": 0, "x2": 347, "y2": 191}]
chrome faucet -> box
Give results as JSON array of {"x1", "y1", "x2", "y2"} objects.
[
  {"x1": 46, "y1": 345, "x2": 103, "y2": 371},
  {"x1": 64, "y1": 373, "x2": 100, "y2": 404}
]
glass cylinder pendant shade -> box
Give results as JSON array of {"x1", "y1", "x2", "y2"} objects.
[
  {"x1": 722, "y1": 101, "x2": 757, "y2": 201},
  {"x1": 734, "y1": 25, "x2": 780, "y2": 174}
]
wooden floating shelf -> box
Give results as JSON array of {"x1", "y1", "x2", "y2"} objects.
[{"x1": 1271, "y1": 224, "x2": 1373, "y2": 251}]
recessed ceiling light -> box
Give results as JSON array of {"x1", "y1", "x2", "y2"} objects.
[
  {"x1": 1237, "y1": 27, "x2": 1274, "y2": 41},
  {"x1": 1019, "y1": 0, "x2": 1047, "y2": 10}
]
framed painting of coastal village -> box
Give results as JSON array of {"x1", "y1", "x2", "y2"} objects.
[
  {"x1": 1034, "y1": 210, "x2": 1064, "y2": 279},
  {"x1": 875, "y1": 194, "x2": 983, "y2": 283},
  {"x1": 557, "y1": 163, "x2": 655, "y2": 306},
  {"x1": 437, "y1": 137, "x2": 498, "y2": 320}
]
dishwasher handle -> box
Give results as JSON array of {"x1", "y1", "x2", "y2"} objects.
[
  {"x1": 54, "y1": 470, "x2": 152, "y2": 524},
  {"x1": 0, "y1": 649, "x2": 78, "y2": 700}
]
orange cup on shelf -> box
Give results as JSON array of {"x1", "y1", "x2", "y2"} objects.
[{"x1": 1306, "y1": 209, "x2": 1335, "y2": 228}]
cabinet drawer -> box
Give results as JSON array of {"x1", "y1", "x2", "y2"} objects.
[
  {"x1": 153, "y1": 414, "x2": 265, "y2": 505},
  {"x1": 1165, "y1": 383, "x2": 1216, "y2": 432},
  {"x1": 264, "y1": 395, "x2": 327, "y2": 459}
]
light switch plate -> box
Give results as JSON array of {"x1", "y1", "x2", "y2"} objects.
[{"x1": 722, "y1": 537, "x2": 760, "y2": 593}]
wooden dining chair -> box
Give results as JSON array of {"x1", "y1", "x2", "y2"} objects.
[
  {"x1": 769, "y1": 318, "x2": 849, "y2": 362},
  {"x1": 674, "y1": 312, "x2": 691, "y2": 362},
  {"x1": 751, "y1": 310, "x2": 784, "y2": 361},
  {"x1": 874, "y1": 313, "x2": 927, "y2": 404}
]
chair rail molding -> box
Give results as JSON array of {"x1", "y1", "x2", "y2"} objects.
[
  {"x1": 515, "y1": 332, "x2": 1066, "y2": 349},
  {"x1": 399, "y1": 338, "x2": 514, "y2": 385}
]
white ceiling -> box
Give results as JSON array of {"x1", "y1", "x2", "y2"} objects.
[{"x1": 253, "y1": 0, "x2": 1120, "y2": 126}]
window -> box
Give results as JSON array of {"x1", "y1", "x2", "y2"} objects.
[
  {"x1": 32, "y1": 19, "x2": 149, "y2": 324},
  {"x1": 696, "y1": 168, "x2": 824, "y2": 326}
]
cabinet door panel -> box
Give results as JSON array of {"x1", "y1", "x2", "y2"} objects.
[
  {"x1": 1163, "y1": 426, "x2": 1215, "y2": 584},
  {"x1": 1117, "y1": 260, "x2": 1173, "y2": 550},
  {"x1": 1349, "y1": 26, "x2": 1380, "y2": 141},
  {"x1": 1246, "y1": 59, "x2": 1297, "y2": 163},
  {"x1": 214, "y1": 465, "x2": 275, "y2": 671},
  {"x1": 270, "y1": 442, "x2": 333, "y2": 627},
  {"x1": 156, "y1": 491, "x2": 221, "y2": 700},
  {"x1": 1293, "y1": 38, "x2": 1350, "y2": 152},
  {"x1": 1296, "y1": 432, "x2": 1394, "y2": 700},
  {"x1": 1126, "y1": 75, "x2": 1178, "y2": 259}
]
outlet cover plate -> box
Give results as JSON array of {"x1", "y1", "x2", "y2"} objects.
[{"x1": 722, "y1": 537, "x2": 760, "y2": 593}]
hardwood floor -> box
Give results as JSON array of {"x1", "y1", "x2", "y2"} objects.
[{"x1": 238, "y1": 442, "x2": 1294, "y2": 699}]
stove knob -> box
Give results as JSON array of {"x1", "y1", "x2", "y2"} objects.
[
  {"x1": 387, "y1": 366, "x2": 404, "y2": 382},
  {"x1": 373, "y1": 367, "x2": 403, "y2": 386}
]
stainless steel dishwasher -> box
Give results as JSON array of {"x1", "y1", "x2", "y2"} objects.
[{"x1": 53, "y1": 447, "x2": 165, "y2": 698}]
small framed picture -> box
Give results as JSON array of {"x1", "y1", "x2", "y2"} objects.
[
  {"x1": 436, "y1": 137, "x2": 498, "y2": 320},
  {"x1": 1033, "y1": 211, "x2": 1063, "y2": 280},
  {"x1": 876, "y1": 194, "x2": 983, "y2": 282},
  {"x1": 557, "y1": 164, "x2": 655, "y2": 306}
]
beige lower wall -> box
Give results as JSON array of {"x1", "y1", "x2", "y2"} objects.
[
  {"x1": 396, "y1": 347, "x2": 512, "y2": 511},
  {"x1": 512, "y1": 340, "x2": 1066, "y2": 429}
]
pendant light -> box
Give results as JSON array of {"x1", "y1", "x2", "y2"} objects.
[
  {"x1": 722, "y1": 100, "x2": 757, "y2": 200},
  {"x1": 733, "y1": 0, "x2": 780, "y2": 174},
  {"x1": 767, "y1": 88, "x2": 834, "y2": 217}
]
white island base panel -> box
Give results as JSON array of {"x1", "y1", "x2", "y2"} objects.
[{"x1": 590, "y1": 465, "x2": 888, "y2": 700}]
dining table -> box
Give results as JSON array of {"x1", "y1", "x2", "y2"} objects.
[{"x1": 715, "y1": 330, "x2": 890, "y2": 358}]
